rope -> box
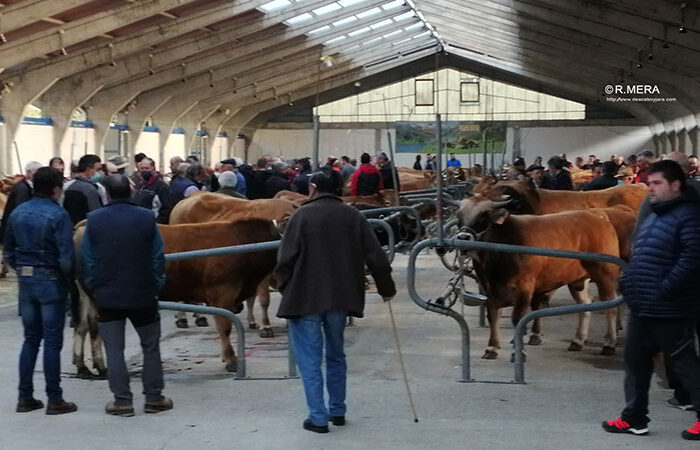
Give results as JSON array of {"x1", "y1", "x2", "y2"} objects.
[{"x1": 386, "y1": 300, "x2": 419, "y2": 423}]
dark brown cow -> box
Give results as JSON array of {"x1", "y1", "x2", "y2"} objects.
[
  {"x1": 457, "y1": 203, "x2": 627, "y2": 359},
  {"x1": 170, "y1": 192, "x2": 296, "y2": 336}
]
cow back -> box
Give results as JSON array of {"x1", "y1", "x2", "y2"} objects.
[{"x1": 170, "y1": 192, "x2": 296, "y2": 224}]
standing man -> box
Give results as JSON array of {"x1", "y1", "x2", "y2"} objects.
[
  {"x1": 339, "y1": 156, "x2": 356, "y2": 183},
  {"x1": 220, "y1": 158, "x2": 247, "y2": 196},
  {"x1": 275, "y1": 168, "x2": 396, "y2": 433},
  {"x1": 602, "y1": 160, "x2": 700, "y2": 440},
  {"x1": 446, "y1": 152, "x2": 462, "y2": 168},
  {"x1": 4, "y1": 167, "x2": 77, "y2": 415},
  {"x1": 82, "y1": 175, "x2": 171, "y2": 417},
  {"x1": 133, "y1": 157, "x2": 173, "y2": 224},
  {"x1": 543, "y1": 156, "x2": 574, "y2": 190},
  {"x1": 0, "y1": 161, "x2": 42, "y2": 245},
  {"x1": 376, "y1": 152, "x2": 400, "y2": 191},
  {"x1": 350, "y1": 153, "x2": 383, "y2": 196},
  {"x1": 63, "y1": 154, "x2": 103, "y2": 224}
]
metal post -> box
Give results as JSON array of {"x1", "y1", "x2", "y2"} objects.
[
  {"x1": 481, "y1": 128, "x2": 487, "y2": 172},
  {"x1": 435, "y1": 114, "x2": 444, "y2": 244},
  {"x1": 368, "y1": 218, "x2": 396, "y2": 263},
  {"x1": 312, "y1": 114, "x2": 320, "y2": 171},
  {"x1": 386, "y1": 130, "x2": 400, "y2": 206}
]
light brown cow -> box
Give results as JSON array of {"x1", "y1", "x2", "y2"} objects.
[
  {"x1": 458, "y1": 205, "x2": 624, "y2": 359},
  {"x1": 170, "y1": 192, "x2": 296, "y2": 336}
]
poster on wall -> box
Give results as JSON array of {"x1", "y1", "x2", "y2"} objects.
[{"x1": 395, "y1": 121, "x2": 507, "y2": 155}]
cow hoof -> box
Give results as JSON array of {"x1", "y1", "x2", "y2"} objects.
[
  {"x1": 568, "y1": 342, "x2": 583, "y2": 352},
  {"x1": 481, "y1": 350, "x2": 498, "y2": 360},
  {"x1": 76, "y1": 367, "x2": 95, "y2": 379},
  {"x1": 225, "y1": 362, "x2": 237, "y2": 373},
  {"x1": 232, "y1": 304, "x2": 244, "y2": 314},
  {"x1": 195, "y1": 316, "x2": 209, "y2": 327},
  {"x1": 601, "y1": 346, "x2": 616, "y2": 356},
  {"x1": 175, "y1": 319, "x2": 189, "y2": 329},
  {"x1": 527, "y1": 335, "x2": 542, "y2": 346},
  {"x1": 259, "y1": 328, "x2": 274, "y2": 338},
  {"x1": 249, "y1": 323, "x2": 259, "y2": 330}
]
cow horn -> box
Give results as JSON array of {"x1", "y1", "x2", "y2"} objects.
[{"x1": 490, "y1": 195, "x2": 512, "y2": 208}]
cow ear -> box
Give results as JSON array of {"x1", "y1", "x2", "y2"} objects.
[{"x1": 489, "y1": 208, "x2": 509, "y2": 224}]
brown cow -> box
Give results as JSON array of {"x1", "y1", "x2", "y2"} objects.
[
  {"x1": 170, "y1": 192, "x2": 296, "y2": 336},
  {"x1": 457, "y1": 204, "x2": 624, "y2": 359},
  {"x1": 159, "y1": 220, "x2": 279, "y2": 372},
  {"x1": 72, "y1": 219, "x2": 279, "y2": 375}
]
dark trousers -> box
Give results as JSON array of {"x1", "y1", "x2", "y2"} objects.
[
  {"x1": 622, "y1": 315, "x2": 700, "y2": 424},
  {"x1": 665, "y1": 320, "x2": 700, "y2": 404},
  {"x1": 98, "y1": 305, "x2": 164, "y2": 404},
  {"x1": 18, "y1": 280, "x2": 67, "y2": 403}
]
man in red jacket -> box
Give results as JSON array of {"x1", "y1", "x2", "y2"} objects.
[{"x1": 349, "y1": 152, "x2": 383, "y2": 196}]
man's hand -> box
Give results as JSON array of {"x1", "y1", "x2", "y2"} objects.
[{"x1": 383, "y1": 296, "x2": 394, "y2": 302}]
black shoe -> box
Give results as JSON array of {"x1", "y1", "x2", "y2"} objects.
[
  {"x1": 46, "y1": 401, "x2": 78, "y2": 415},
  {"x1": 16, "y1": 398, "x2": 43, "y2": 413},
  {"x1": 303, "y1": 419, "x2": 329, "y2": 434},
  {"x1": 330, "y1": 416, "x2": 345, "y2": 426}
]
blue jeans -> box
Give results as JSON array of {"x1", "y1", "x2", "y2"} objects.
[
  {"x1": 289, "y1": 310, "x2": 347, "y2": 426},
  {"x1": 18, "y1": 279, "x2": 67, "y2": 403}
]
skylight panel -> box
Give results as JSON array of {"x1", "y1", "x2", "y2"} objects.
[
  {"x1": 357, "y1": 7, "x2": 382, "y2": 18},
  {"x1": 404, "y1": 22, "x2": 423, "y2": 31},
  {"x1": 394, "y1": 11, "x2": 415, "y2": 21},
  {"x1": 382, "y1": 29, "x2": 403, "y2": 39},
  {"x1": 285, "y1": 13, "x2": 313, "y2": 25},
  {"x1": 308, "y1": 25, "x2": 332, "y2": 34},
  {"x1": 348, "y1": 26, "x2": 371, "y2": 36},
  {"x1": 339, "y1": 0, "x2": 365, "y2": 6},
  {"x1": 313, "y1": 3, "x2": 342, "y2": 16},
  {"x1": 325, "y1": 35, "x2": 347, "y2": 44},
  {"x1": 370, "y1": 19, "x2": 393, "y2": 30},
  {"x1": 413, "y1": 30, "x2": 431, "y2": 39},
  {"x1": 382, "y1": 0, "x2": 404, "y2": 10},
  {"x1": 259, "y1": 0, "x2": 291, "y2": 12},
  {"x1": 364, "y1": 36, "x2": 382, "y2": 45},
  {"x1": 333, "y1": 16, "x2": 358, "y2": 27}
]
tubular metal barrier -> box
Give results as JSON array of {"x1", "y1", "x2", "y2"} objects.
[
  {"x1": 161, "y1": 240, "x2": 299, "y2": 380},
  {"x1": 360, "y1": 206, "x2": 422, "y2": 247},
  {"x1": 367, "y1": 218, "x2": 396, "y2": 263},
  {"x1": 407, "y1": 237, "x2": 626, "y2": 384}
]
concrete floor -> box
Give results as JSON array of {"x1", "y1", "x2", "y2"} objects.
[{"x1": 0, "y1": 251, "x2": 693, "y2": 450}]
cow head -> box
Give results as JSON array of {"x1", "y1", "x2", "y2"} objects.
[{"x1": 457, "y1": 194, "x2": 512, "y2": 236}]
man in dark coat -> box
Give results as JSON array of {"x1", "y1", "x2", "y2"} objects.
[
  {"x1": 377, "y1": 152, "x2": 400, "y2": 191},
  {"x1": 543, "y1": 156, "x2": 573, "y2": 190},
  {"x1": 82, "y1": 175, "x2": 171, "y2": 417},
  {"x1": 0, "y1": 161, "x2": 42, "y2": 244},
  {"x1": 132, "y1": 157, "x2": 174, "y2": 224},
  {"x1": 350, "y1": 153, "x2": 383, "y2": 196},
  {"x1": 291, "y1": 158, "x2": 312, "y2": 196},
  {"x1": 275, "y1": 168, "x2": 396, "y2": 434},
  {"x1": 583, "y1": 161, "x2": 618, "y2": 191},
  {"x1": 602, "y1": 160, "x2": 700, "y2": 440},
  {"x1": 265, "y1": 162, "x2": 292, "y2": 198}
]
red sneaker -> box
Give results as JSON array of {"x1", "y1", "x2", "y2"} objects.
[
  {"x1": 602, "y1": 417, "x2": 648, "y2": 435},
  {"x1": 682, "y1": 422, "x2": 700, "y2": 440}
]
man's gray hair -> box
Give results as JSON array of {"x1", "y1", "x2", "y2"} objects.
[
  {"x1": 270, "y1": 161, "x2": 288, "y2": 174},
  {"x1": 186, "y1": 163, "x2": 203, "y2": 179},
  {"x1": 25, "y1": 161, "x2": 43, "y2": 174},
  {"x1": 218, "y1": 170, "x2": 238, "y2": 188},
  {"x1": 177, "y1": 162, "x2": 191, "y2": 176},
  {"x1": 170, "y1": 156, "x2": 183, "y2": 165}
]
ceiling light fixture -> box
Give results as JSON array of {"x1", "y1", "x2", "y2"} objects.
[
  {"x1": 679, "y1": 2, "x2": 688, "y2": 33},
  {"x1": 647, "y1": 36, "x2": 654, "y2": 61},
  {"x1": 636, "y1": 49, "x2": 643, "y2": 68}
]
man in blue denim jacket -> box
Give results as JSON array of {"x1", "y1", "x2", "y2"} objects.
[{"x1": 4, "y1": 167, "x2": 78, "y2": 415}]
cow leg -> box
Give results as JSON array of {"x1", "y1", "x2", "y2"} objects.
[
  {"x1": 568, "y1": 280, "x2": 592, "y2": 352},
  {"x1": 194, "y1": 311, "x2": 209, "y2": 327},
  {"x1": 483, "y1": 302, "x2": 501, "y2": 359},
  {"x1": 510, "y1": 300, "x2": 531, "y2": 363},
  {"x1": 528, "y1": 293, "x2": 550, "y2": 346},
  {"x1": 214, "y1": 315, "x2": 237, "y2": 372},
  {"x1": 246, "y1": 297, "x2": 257, "y2": 329},
  {"x1": 88, "y1": 308, "x2": 107, "y2": 379},
  {"x1": 600, "y1": 288, "x2": 619, "y2": 356},
  {"x1": 72, "y1": 286, "x2": 96, "y2": 379},
  {"x1": 256, "y1": 279, "x2": 274, "y2": 338},
  {"x1": 175, "y1": 309, "x2": 189, "y2": 328}
]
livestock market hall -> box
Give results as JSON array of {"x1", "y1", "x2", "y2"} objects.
[{"x1": 0, "y1": 1, "x2": 698, "y2": 449}]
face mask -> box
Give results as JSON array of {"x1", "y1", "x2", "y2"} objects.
[
  {"x1": 141, "y1": 171, "x2": 152, "y2": 181},
  {"x1": 91, "y1": 173, "x2": 103, "y2": 182}
]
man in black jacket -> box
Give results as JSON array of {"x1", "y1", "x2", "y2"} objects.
[
  {"x1": 275, "y1": 168, "x2": 396, "y2": 434},
  {"x1": 377, "y1": 152, "x2": 400, "y2": 191},
  {"x1": 265, "y1": 162, "x2": 292, "y2": 198},
  {"x1": 0, "y1": 161, "x2": 42, "y2": 244},
  {"x1": 583, "y1": 161, "x2": 618, "y2": 191},
  {"x1": 82, "y1": 175, "x2": 172, "y2": 417},
  {"x1": 543, "y1": 156, "x2": 573, "y2": 190},
  {"x1": 602, "y1": 160, "x2": 700, "y2": 440},
  {"x1": 133, "y1": 157, "x2": 173, "y2": 224}
]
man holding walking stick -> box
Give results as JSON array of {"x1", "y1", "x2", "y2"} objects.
[{"x1": 275, "y1": 167, "x2": 396, "y2": 434}]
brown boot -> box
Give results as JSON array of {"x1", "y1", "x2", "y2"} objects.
[
  {"x1": 144, "y1": 396, "x2": 173, "y2": 414},
  {"x1": 46, "y1": 401, "x2": 78, "y2": 415},
  {"x1": 105, "y1": 401, "x2": 135, "y2": 417}
]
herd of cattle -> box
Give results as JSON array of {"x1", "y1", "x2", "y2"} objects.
[{"x1": 1, "y1": 167, "x2": 648, "y2": 376}]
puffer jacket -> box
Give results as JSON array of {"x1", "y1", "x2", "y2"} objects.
[{"x1": 620, "y1": 187, "x2": 700, "y2": 318}]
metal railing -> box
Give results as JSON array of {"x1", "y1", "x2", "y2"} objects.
[
  {"x1": 367, "y1": 218, "x2": 396, "y2": 263},
  {"x1": 407, "y1": 237, "x2": 626, "y2": 384},
  {"x1": 360, "y1": 206, "x2": 422, "y2": 247}
]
